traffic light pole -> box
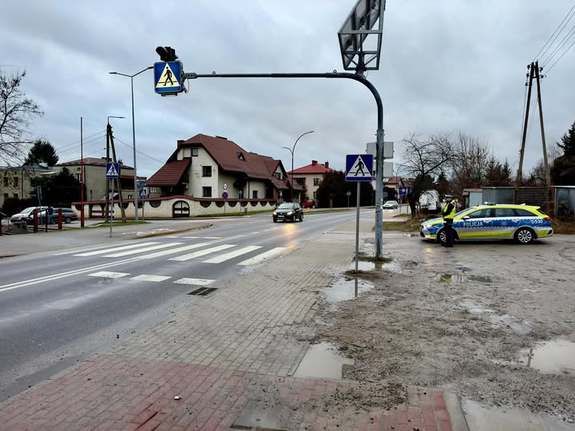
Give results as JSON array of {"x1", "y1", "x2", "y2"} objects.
[{"x1": 183, "y1": 71, "x2": 385, "y2": 259}]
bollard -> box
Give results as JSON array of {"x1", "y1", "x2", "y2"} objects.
[
  {"x1": 80, "y1": 206, "x2": 85, "y2": 228},
  {"x1": 58, "y1": 208, "x2": 63, "y2": 230},
  {"x1": 33, "y1": 209, "x2": 38, "y2": 233},
  {"x1": 0, "y1": 214, "x2": 3, "y2": 236}
]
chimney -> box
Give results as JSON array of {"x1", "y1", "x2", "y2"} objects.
[
  {"x1": 324, "y1": 162, "x2": 329, "y2": 168},
  {"x1": 312, "y1": 160, "x2": 318, "y2": 165}
]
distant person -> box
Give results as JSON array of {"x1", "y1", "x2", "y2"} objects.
[{"x1": 441, "y1": 198, "x2": 457, "y2": 247}]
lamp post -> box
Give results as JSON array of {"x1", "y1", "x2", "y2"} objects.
[
  {"x1": 109, "y1": 66, "x2": 153, "y2": 221},
  {"x1": 282, "y1": 130, "x2": 314, "y2": 202},
  {"x1": 106, "y1": 115, "x2": 124, "y2": 238}
]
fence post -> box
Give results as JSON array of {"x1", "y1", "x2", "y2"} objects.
[
  {"x1": 33, "y1": 209, "x2": 38, "y2": 233},
  {"x1": 58, "y1": 208, "x2": 63, "y2": 230}
]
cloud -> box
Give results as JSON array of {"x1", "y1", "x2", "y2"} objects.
[{"x1": 1, "y1": 0, "x2": 574, "y2": 178}]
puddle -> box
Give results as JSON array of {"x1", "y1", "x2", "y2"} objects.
[
  {"x1": 436, "y1": 272, "x2": 492, "y2": 284},
  {"x1": 323, "y1": 277, "x2": 374, "y2": 304},
  {"x1": 518, "y1": 339, "x2": 575, "y2": 375},
  {"x1": 352, "y1": 259, "x2": 401, "y2": 273},
  {"x1": 294, "y1": 342, "x2": 353, "y2": 379},
  {"x1": 231, "y1": 404, "x2": 288, "y2": 430},
  {"x1": 460, "y1": 302, "x2": 532, "y2": 335}
]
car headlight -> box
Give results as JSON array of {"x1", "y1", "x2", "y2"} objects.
[
  {"x1": 273, "y1": 211, "x2": 277, "y2": 215},
  {"x1": 287, "y1": 211, "x2": 293, "y2": 216}
]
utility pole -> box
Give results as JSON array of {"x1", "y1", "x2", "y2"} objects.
[
  {"x1": 106, "y1": 124, "x2": 110, "y2": 229},
  {"x1": 80, "y1": 117, "x2": 85, "y2": 228},
  {"x1": 517, "y1": 63, "x2": 535, "y2": 185},
  {"x1": 534, "y1": 61, "x2": 552, "y2": 191}
]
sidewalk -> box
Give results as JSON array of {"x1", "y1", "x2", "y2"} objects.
[{"x1": 0, "y1": 220, "x2": 461, "y2": 430}]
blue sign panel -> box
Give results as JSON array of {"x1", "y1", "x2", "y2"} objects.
[
  {"x1": 345, "y1": 154, "x2": 373, "y2": 182},
  {"x1": 154, "y1": 61, "x2": 183, "y2": 94},
  {"x1": 106, "y1": 162, "x2": 120, "y2": 179}
]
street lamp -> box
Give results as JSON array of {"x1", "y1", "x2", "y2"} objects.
[
  {"x1": 109, "y1": 66, "x2": 153, "y2": 221},
  {"x1": 282, "y1": 130, "x2": 315, "y2": 202}
]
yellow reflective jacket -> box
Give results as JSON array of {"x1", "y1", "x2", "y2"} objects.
[{"x1": 442, "y1": 202, "x2": 456, "y2": 220}]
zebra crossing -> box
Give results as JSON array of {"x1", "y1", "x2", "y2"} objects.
[{"x1": 59, "y1": 238, "x2": 289, "y2": 267}]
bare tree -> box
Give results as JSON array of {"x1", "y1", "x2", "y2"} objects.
[
  {"x1": 401, "y1": 134, "x2": 454, "y2": 216},
  {"x1": 450, "y1": 133, "x2": 490, "y2": 196},
  {"x1": 0, "y1": 71, "x2": 42, "y2": 165}
]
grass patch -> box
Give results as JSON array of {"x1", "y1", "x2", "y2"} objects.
[
  {"x1": 378, "y1": 216, "x2": 427, "y2": 232},
  {"x1": 553, "y1": 218, "x2": 575, "y2": 234}
]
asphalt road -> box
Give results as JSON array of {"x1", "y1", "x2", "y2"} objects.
[{"x1": 0, "y1": 210, "x2": 364, "y2": 401}]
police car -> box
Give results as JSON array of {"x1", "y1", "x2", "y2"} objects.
[{"x1": 420, "y1": 204, "x2": 553, "y2": 245}]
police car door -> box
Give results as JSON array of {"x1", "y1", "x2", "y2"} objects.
[{"x1": 458, "y1": 208, "x2": 496, "y2": 239}]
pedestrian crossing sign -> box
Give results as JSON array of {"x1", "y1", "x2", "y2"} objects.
[
  {"x1": 345, "y1": 154, "x2": 373, "y2": 182},
  {"x1": 106, "y1": 162, "x2": 120, "y2": 179},
  {"x1": 154, "y1": 61, "x2": 183, "y2": 95}
]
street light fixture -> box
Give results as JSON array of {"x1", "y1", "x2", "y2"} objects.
[
  {"x1": 282, "y1": 130, "x2": 315, "y2": 203},
  {"x1": 109, "y1": 65, "x2": 153, "y2": 221}
]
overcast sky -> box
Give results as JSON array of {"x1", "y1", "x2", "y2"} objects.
[{"x1": 1, "y1": 0, "x2": 574, "y2": 177}]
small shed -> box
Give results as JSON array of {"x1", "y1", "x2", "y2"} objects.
[{"x1": 555, "y1": 186, "x2": 575, "y2": 218}]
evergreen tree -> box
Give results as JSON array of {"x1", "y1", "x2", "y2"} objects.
[
  {"x1": 558, "y1": 121, "x2": 575, "y2": 157},
  {"x1": 25, "y1": 140, "x2": 59, "y2": 166}
]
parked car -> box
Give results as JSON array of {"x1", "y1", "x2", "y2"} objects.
[
  {"x1": 420, "y1": 204, "x2": 553, "y2": 245},
  {"x1": 302, "y1": 200, "x2": 316, "y2": 209},
  {"x1": 273, "y1": 202, "x2": 303, "y2": 223},
  {"x1": 56, "y1": 208, "x2": 79, "y2": 223},
  {"x1": 382, "y1": 200, "x2": 399, "y2": 210},
  {"x1": 10, "y1": 206, "x2": 48, "y2": 224}
]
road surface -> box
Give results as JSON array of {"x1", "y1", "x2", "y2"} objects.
[{"x1": 0, "y1": 210, "x2": 366, "y2": 400}]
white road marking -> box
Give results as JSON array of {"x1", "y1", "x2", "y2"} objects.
[
  {"x1": 203, "y1": 245, "x2": 262, "y2": 264},
  {"x1": 136, "y1": 242, "x2": 212, "y2": 260},
  {"x1": 237, "y1": 247, "x2": 287, "y2": 266},
  {"x1": 169, "y1": 244, "x2": 236, "y2": 262},
  {"x1": 74, "y1": 242, "x2": 158, "y2": 257},
  {"x1": 88, "y1": 271, "x2": 130, "y2": 279},
  {"x1": 54, "y1": 243, "x2": 121, "y2": 256},
  {"x1": 173, "y1": 278, "x2": 215, "y2": 286},
  {"x1": 131, "y1": 274, "x2": 171, "y2": 282},
  {"x1": 0, "y1": 255, "x2": 145, "y2": 293},
  {"x1": 182, "y1": 236, "x2": 223, "y2": 239},
  {"x1": 104, "y1": 242, "x2": 182, "y2": 257}
]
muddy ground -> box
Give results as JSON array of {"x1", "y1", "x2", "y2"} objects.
[{"x1": 318, "y1": 233, "x2": 575, "y2": 422}]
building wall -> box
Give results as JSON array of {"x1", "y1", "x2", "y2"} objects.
[
  {"x1": 293, "y1": 173, "x2": 326, "y2": 200},
  {"x1": 54, "y1": 164, "x2": 135, "y2": 201},
  {"x1": 185, "y1": 147, "x2": 219, "y2": 198},
  {"x1": 0, "y1": 167, "x2": 47, "y2": 207}
]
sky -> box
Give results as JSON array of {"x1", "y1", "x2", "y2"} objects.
[{"x1": 1, "y1": 0, "x2": 574, "y2": 178}]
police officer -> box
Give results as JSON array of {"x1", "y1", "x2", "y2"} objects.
[{"x1": 441, "y1": 198, "x2": 457, "y2": 247}]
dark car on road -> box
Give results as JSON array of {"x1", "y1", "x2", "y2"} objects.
[{"x1": 273, "y1": 202, "x2": 303, "y2": 223}]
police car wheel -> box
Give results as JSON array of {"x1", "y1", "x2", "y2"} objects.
[
  {"x1": 437, "y1": 229, "x2": 448, "y2": 245},
  {"x1": 515, "y1": 228, "x2": 534, "y2": 244}
]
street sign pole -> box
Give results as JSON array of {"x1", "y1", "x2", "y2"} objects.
[
  {"x1": 375, "y1": 128, "x2": 384, "y2": 260},
  {"x1": 355, "y1": 181, "x2": 360, "y2": 273},
  {"x1": 109, "y1": 178, "x2": 113, "y2": 238}
]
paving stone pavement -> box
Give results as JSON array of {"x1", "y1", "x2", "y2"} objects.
[{"x1": 0, "y1": 228, "x2": 456, "y2": 430}]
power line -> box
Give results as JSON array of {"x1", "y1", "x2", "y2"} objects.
[
  {"x1": 546, "y1": 35, "x2": 575, "y2": 72},
  {"x1": 115, "y1": 137, "x2": 167, "y2": 164},
  {"x1": 541, "y1": 23, "x2": 575, "y2": 68},
  {"x1": 534, "y1": 3, "x2": 575, "y2": 62}
]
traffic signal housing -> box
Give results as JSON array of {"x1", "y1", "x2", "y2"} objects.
[{"x1": 155, "y1": 46, "x2": 178, "y2": 62}]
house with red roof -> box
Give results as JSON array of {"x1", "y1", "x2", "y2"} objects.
[
  {"x1": 147, "y1": 134, "x2": 302, "y2": 202},
  {"x1": 288, "y1": 160, "x2": 334, "y2": 203}
]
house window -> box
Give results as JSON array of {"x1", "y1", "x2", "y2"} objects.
[
  {"x1": 202, "y1": 186, "x2": 212, "y2": 198},
  {"x1": 238, "y1": 189, "x2": 244, "y2": 199},
  {"x1": 313, "y1": 177, "x2": 320, "y2": 186},
  {"x1": 202, "y1": 166, "x2": 212, "y2": 177},
  {"x1": 13, "y1": 177, "x2": 19, "y2": 187},
  {"x1": 13, "y1": 193, "x2": 18, "y2": 199},
  {"x1": 313, "y1": 191, "x2": 318, "y2": 200},
  {"x1": 238, "y1": 152, "x2": 245, "y2": 161},
  {"x1": 191, "y1": 148, "x2": 199, "y2": 157},
  {"x1": 296, "y1": 177, "x2": 305, "y2": 186},
  {"x1": 252, "y1": 190, "x2": 258, "y2": 199}
]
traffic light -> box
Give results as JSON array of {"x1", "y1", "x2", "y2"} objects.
[{"x1": 155, "y1": 46, "x2": 178, "y2": 62}]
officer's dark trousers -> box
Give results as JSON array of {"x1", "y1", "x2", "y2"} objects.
[{"x1": 443, "y1": 219, "x2": 455, "y2": 247}]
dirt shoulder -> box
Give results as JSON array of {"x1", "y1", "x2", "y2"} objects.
[{"x1": 318, "y1": 234, "x2": 575, "y2": 422}]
